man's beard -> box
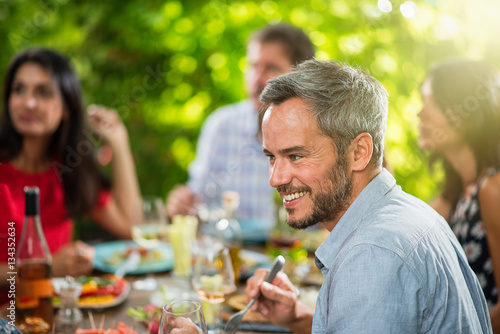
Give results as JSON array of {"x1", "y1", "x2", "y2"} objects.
[{"x1": 278, "y1": 158, "x2": 353, "y2": 230}]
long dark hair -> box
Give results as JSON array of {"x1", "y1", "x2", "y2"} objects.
[
  {"x1": 0, "y1": 48, "x2": 110, "y2": 217},
  {"x1": 426, "y1": 59, "x2": 500, "y2": 205}
]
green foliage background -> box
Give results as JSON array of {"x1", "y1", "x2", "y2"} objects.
[{"x1": 1, "y1": 0, "x2": 499, "y2": 203}]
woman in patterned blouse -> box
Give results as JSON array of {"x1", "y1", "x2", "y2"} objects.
[{"x1": 418, "y1": 59, "x2": 500, "y2": 331}]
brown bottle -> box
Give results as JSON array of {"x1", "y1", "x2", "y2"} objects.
[
  {"x1": 216, "y1": 191, "x2": 242, "y2": 283},
  {"x1": 16, "y1": 186, "x2": 53, "y2": 334}
]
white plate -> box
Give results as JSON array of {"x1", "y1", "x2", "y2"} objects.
[
  {"x1": 52, "y1": 277, "x2": 130, "y2": 309},
  {"x1": 93, "y1": 240, "x2": 174, "y2": 275}
]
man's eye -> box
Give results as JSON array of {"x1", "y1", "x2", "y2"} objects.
[
  {"x1": 290, "y1": 155, "x2": 301, "y2": 161},
  {"x1": 267, "y1": 64, "x2": 283, "y2": 73}
]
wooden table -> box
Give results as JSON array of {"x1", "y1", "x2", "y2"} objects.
[
  {"x1": 78, "y1": 272, "x2": 291, "y2": 334},
  {"x1": 1, "y1": 273, "x2": 291, "y2": 333}
]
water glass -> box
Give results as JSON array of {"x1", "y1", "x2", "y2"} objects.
[
  {"x1": 159, "y1": 300, "x2": 208, "y2": 334},
  {"x1": 169, "y1": 215, "x2": 198, "y2": 277}
]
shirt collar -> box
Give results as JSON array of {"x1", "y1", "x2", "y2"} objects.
[{"x1": 315, "y1": 168, "x2": 396, "y2": 273}]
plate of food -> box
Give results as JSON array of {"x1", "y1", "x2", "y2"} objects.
[
  {"x1": 93, "y1": 240, "x2": 174, "y2": 275},
  {"x1": 53, "y1": 275, "x2": 130, "y2": 309},
  {"x1": 225, "y1": 294, "x2": 269, "y2": 323}
]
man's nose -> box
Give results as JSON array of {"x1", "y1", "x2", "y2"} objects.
[
  {"x1": 253, "y1": 66, "x2": 270, "y2": 88},
  {"x1": 269, "y1": 159, "x2": 292, "y2": 188}
]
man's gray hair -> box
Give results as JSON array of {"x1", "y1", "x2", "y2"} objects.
[{"x1": 260, "y1": 59, "x2": 389, "y2": 166}]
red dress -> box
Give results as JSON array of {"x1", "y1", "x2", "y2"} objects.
[{"x1": 0, "y1": 162, "x2": 109, "y2": 304}]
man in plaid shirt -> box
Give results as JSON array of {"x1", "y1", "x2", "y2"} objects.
[{"x1": 167, "y1": 24, "x2": 314, "y2": 241}]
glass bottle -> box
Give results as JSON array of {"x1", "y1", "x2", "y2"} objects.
[
  {"x1": 16, "y1": 186, "x2": 53, "y2": 334},
  {"x1": 215, "y1": 191, "x2": 242, "y2": 283},
  {"x1": 55, "y1": 276, "x2": 83, "y2": 334}
]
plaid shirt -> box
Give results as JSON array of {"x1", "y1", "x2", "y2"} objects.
[{"x1": 188, "y1": 100, "x2": 275, "y2": 229}]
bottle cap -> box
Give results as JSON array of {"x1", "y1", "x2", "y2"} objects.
[{"x1": 24, "y1": 186, "x2": 40, "y2": 216}]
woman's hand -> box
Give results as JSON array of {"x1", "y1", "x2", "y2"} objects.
[
  {"x1": 87, "y1": 104, "x2": 140, "y2": 240},
  {"x1": 87, "y1": 105, "x2": 129, "y2": 149},
  {"x1": 52, "y1": 241, "x2": 95, "y2": 277}
]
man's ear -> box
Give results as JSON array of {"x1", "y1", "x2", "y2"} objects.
[{"x1": 350, "y1": 132, "x2": 373, "y2": 172}]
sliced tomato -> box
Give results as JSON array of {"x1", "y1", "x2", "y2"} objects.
[
  {"x1": 117, "y1": 322, "x2": 139, "y2": 334},
  {"x1": 74, "y1": 329, "x2": 106, "y2": 334},
  {"x1": 17, "y1": 296, "x2": 39, "y2": 309},
  {"x1": 79, "y1": 276, "x2": 126, "y2": 297}
]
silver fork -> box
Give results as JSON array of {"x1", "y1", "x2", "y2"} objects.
[{"x1": 224, "y1": 255, "x2": 285, "y2": 334}]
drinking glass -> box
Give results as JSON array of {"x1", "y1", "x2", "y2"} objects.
[
  {"x1": 132, "y1": 196, "x2": 168, "y2": 248},
  {"x1": 159, "y1": 300, "x2": 208, "y2": 334},
  {"x1": 192, "y1": 246, "x2": 236, "y2": 333},
  {"x1": 169, "y1": 215, "x2": 198, "y2": 278},
  {"x1": 131, "y1": 196, "x2": 168, "y2": 290}
]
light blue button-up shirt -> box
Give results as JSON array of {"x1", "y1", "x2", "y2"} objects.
[{"x1": 313, "y1": 169, "x2": 492, "y2": 333}]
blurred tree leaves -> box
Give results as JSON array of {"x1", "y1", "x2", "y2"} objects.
[{"x1": 0, "y1": 0, "x2": 499, "y2": 203}]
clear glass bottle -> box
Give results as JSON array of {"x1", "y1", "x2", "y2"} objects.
[
  {"x1": 215, "y1": 191, "x2": 242, "y2": 283},
  {"x1": 16, "y1": 186, "x2": 53, "y2": 334},
  {"x1": 55, "y1": 276, "x2": 83, "y2": 334}
]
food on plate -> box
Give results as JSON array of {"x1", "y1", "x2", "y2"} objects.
[
  {"x1": 227, "y1": 294, "x2": 247, "y2": 311},
  {"x1": 53, "y1": 275, "x2": 128, "y2": 307},
  {"x1": 127, "y1": 305, "x2": 161, "y2": 334},
  {"x1": 74, "y1": 321, "x2": 139, "y2": 334},
  {"x1": 104, "y1": 246, "x2": 162, "y2": 266},
  {"x1": 225, "y1": 295, "x2": 268, "y2": 323}
]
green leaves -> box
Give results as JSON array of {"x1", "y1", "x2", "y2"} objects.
[{"x1": 1, "y1": 0, "x2": 499, "y2": 202}]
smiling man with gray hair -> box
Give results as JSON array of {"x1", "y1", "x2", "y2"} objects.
[{"x1": 244, "y1": 59, "x2": 492, "y2": 333}]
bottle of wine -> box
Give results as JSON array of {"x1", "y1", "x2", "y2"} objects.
[
  {"x1": 16, "y1": 186, "x2": 53, "y2": 334},
  {"x1": 216, "y1": 191, "x2": 242, "y2": 283}
]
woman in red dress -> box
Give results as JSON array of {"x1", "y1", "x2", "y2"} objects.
[{"x1": 0, "y1": 48, "x2": 141, "y2": 303}]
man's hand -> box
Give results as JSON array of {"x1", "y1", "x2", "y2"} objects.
[
  {"x1": 52, "y1": 241, "x2": 95, "y2": 277},
  {"x1": 166, "y1": 185, "x2": 198, "y2": 217},
  {"x1": 245, "y1": 269, "x2": 314, "y2": 333}
]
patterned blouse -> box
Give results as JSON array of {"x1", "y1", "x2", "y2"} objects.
[
  {"x1": 449, "y1": 168, "x2": 500, "y2": 309},
  {"x1": 0, "y1": 318, "x2": 22, "y2": 334}
]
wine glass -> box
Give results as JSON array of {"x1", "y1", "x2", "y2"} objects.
[
  {"x1": 159, "y1": 300, "x2": 208, "y2": 334},
  {"x1": 132, "y1": 196, "x2": 168, "y2": 248},
  {"x1": 192, "y1": 246, "x2": 236, "y2": 333},
  {"x1": 131, "y1": 196, "x2": 168, "y2": 290}
]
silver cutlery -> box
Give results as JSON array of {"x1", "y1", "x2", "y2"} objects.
[
  {"x1": 114, "y1": 249, "x2": 141, "y2": 278},
  {"x1": 224, "y1": 255, "x2": 285, "y2": 334}
]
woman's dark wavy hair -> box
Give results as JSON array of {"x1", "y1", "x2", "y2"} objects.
[
  {"x1": 426, "y1": 59, "x2": 500, "y2": 206},
  {"x1": 0, "y1": 47, "x2": 110, "y2": 217}
]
